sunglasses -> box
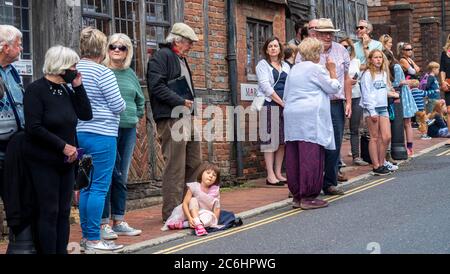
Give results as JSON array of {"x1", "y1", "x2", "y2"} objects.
[
  {"x1": 403, "y1": 48, "x2": 413, "y2": 51},
  {"x1": 109, "y1": 44, "x2": 128, "y2": 51},
  {"x1": 356, "y1": 26, "x2": 366, "y2": 30},
  {"x1": 343, "y1": 45, "x2": 349, "y2": 49}
]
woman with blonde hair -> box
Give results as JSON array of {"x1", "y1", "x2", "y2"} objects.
[
  {"x1": 77, "y1": 27, "x2": 126, "y2": 252},
  {"x1": 100, "y1": 33, "x2": 145, "y2": 240},
  {"x1": 397, "y1": 42, "x2": 421, "y2": 80},
  {"x1": 379, "y1": 34, "x2": 393, "y2": 53},
  {"x1": 360, "y1": 49, "x2": 399, "y2": 175},
  {"x1": 283, "y1": 37, "x2": 341, "y2": 210},
  {"x1": 440, "y1": 34, "x2": 450, "y2": 135},
  {"x1": 23, "y1": 45, "x2": 92, "y2": 253}
]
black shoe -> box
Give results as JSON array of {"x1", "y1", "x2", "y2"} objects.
[
  {"x1": 266, "y1": 180, "x2": 284, "y2": 186},
  {"x1": 372, "y1": 166, "x2": 391, "y2": 176}
]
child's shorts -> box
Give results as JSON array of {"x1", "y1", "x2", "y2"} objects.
[{"x1": 363, "y1": 107, "x2": 389, "y2": 120}]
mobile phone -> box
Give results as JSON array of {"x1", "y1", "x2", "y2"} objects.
[{"x1": 352, "y1": 73, "x2": 359, "y2": 80}]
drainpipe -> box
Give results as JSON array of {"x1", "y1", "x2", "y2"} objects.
[
  {"x1": 226, "y1": 0, "x2": 244, "y2": 178},
  {"x1": 442, "y1": 0, "x2": 446, "y2": 44},
  {"x1": 310, "y1": 0, "x2": 316, "y2": 19}
]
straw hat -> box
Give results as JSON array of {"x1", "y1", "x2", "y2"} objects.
[{"x1": 314, "y1": 18, "x2": 340, "y2": 32}]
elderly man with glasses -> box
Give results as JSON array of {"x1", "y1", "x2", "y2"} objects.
[{"x1": 354, "y1": 19, "x2": 383, "y2": 69}]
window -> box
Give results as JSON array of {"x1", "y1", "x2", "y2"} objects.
[
  {"x1": 81, "y1": 0, "x2": 172, "y2": 80},
  {"x1": 0, "y1": 0, "x2": 32, "y2": 85},
  {"x1": 246, "y1": 19, "x2": 272, "y2": 81},
  {"x1": 145, "y1": 0, "x2": 170, "y2": 59},
  {"x1": 82, "y1": 0, "x2": 112, "y2": 35},
  {"x1": 114, "y1": 0, "x2": 144, "y2": 78}
]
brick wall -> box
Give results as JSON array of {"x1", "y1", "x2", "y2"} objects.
[
  {"x1": 368, "y1": 0, "x2": 450, "y2": 69},
  {"x1": 181, "y1": 0, "x2": 286, "y2": 181}
]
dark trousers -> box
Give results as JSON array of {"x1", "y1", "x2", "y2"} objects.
[
  {"x1": 286, "y1": 141, "x2": 325, "y2": 201},
  {"x1": 157, "y1": 118, "x2": 202, "y2": 221},
  {"x1": 350, "y1": 98, "x2": 363, "y2": 158},
  {"x1": 323, "y1": 101, "x2": 345, "y2": 191},
  {"x1": 27, "y1": 160, "x2": 74, "y2": 254}
]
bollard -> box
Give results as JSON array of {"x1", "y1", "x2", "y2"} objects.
[{"x1": 390, "y1": 96, "x2": 408, "y2": 160}]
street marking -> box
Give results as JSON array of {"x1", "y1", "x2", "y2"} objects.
[
  {"x1": 153, "y1": 178, "x2": 388, "y2": 254},
  {"x1": 437, "y1": 149, "x2": 450, "y2": 156},
  {"x1": 154, "y1": 177, "x2": 395, "y2": 254}
]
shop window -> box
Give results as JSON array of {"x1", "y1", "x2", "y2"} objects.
[{"x1": 246, "y1": 19, "x2": 272, "y2": 81}]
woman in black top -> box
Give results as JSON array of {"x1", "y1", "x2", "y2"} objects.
[
  {"x1": 23, "y1": 45, "x2": 92, "y2": 254},
  {"x1": 440, "y1": 35, "x2": 450, "y2": 127},
  {"x1": 397, "y1": 42, "x2": 421, "y2": 80}
]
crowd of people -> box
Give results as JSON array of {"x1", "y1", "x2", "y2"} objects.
[
  {"x1": 259, "y1": 18, "x2": 450, "y2": 208},
  {"x1": 0, "y1": 15, "x2": 449, "y2": 254}
]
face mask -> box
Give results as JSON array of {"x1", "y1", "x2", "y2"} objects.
[{"x1": 61, "y1": 69, "x2": 78, "y2": 84}]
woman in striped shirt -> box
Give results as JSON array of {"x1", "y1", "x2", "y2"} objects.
[{"x1": 76, "y1": 27, "x2": 126, "y2": 252}]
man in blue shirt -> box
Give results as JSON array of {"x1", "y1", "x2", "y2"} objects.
[
  {"x1": 354, "y1": 20, "x2": 383, "y2": 68},
  {"x1": 0, "y1": 24, "x2": 24, "y2": 195}
]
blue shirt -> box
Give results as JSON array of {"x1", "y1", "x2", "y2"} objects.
[
  {"x1": 425, "y1": 75, "x2": 441, "y2": 100},
  {"x1": 0, "y1": 65, "x2": 25, "y2": 127},
  {"x1": 354, "y1": 40, "x2": 383, "y2": 65}
]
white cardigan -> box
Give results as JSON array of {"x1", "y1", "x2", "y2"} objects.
[
  {"x1": 283, "y1": 61, "x2": 341, "y2": 150},
  {"x1": 256, "y1": 59, "x2": 291, "y2": 102}
]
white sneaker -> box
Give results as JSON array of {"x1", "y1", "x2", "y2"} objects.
[
  {"x1": 101, "y1": 224, "x2": 118, "y2": 240},
  {"x1": 384, "y1": 160, "x2": 398, "y2": 171},
  {"x1": 420, "y1": 134, "x2": 432, "y2": 140},
  {"x1": 85, "y1": 240, "x2": 124, "y2": 253},
  {"x1": 112, "y1": 222, "x2": 142, "y2": 236}
]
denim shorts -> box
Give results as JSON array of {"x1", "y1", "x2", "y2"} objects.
[{"x1": 363, "y1": 107, "x2": 389, "y2": 119}]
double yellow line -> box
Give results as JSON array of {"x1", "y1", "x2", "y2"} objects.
[
  {"x1": 154, "y1": 177, "x2": 396, "y2": 254},
  {"x1": 436, "y1": 148, "x2": 450, "y2": 156}
]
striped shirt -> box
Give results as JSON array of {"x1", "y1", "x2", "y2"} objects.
[{"x1": 76, "y1": 59, "x2": 125, "y2": 137}]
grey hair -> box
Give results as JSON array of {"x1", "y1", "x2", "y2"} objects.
[
  {"x1": 0, "y1": 25, "x2": 23, "y2": 53},
  {"x1": 43, "y1": 45, "x2": 80, "y2": 75},
  {"x1": 166, "y1": 33, "x2": 184, "y2": 44},
  {"x1": 359, "y1": 19, "x2": 373, "y2": 32}
]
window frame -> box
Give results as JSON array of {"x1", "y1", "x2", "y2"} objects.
[
  {"x1": 81, "y1": 0, "x2": 173, "y2": 81},
  {"x1": 246, "y1": 18, "x2": 273, "y2": 82}
]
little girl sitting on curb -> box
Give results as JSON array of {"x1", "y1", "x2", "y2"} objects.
[{"x1": 162, "y1": 163, "x2": 223, "y2": 236}]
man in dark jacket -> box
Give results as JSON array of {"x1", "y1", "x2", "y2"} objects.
[{"x1": 147, "y1": 23, "x2": 202, "y2": 221}]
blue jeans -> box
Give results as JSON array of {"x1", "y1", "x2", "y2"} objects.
[
  {"x1": 77, "y1": 132, "x2": 117, "y2": 241},
  {"x1": 323, "y1": 101, "x2": 345, "y2": 191},
  {"x1": 102, "y1": 127, "x2": 137, "y2": 224}
]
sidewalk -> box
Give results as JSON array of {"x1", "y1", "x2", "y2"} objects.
[{"x1": 0, "y1": 128, "x2": 447, "y2": 254}]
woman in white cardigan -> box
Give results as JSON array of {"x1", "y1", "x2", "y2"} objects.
[
  {"x1": 283, "y1": 38, "x2": 341, "y2": 210},
  {"x1": 256, "y1": 37, "x2": 290, "y2": 186}
]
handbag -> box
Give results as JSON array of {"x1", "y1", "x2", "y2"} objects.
[
  {"x1": 250, "y1": 95, "x2": 266, "y2": 112},
  {"x1": 74, "y1": 154, "x2": 93, "y2": 191}
]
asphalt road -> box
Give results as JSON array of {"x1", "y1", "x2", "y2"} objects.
[{"x1": 139, "y1": 146, "x2": 450, "y2": 254}]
